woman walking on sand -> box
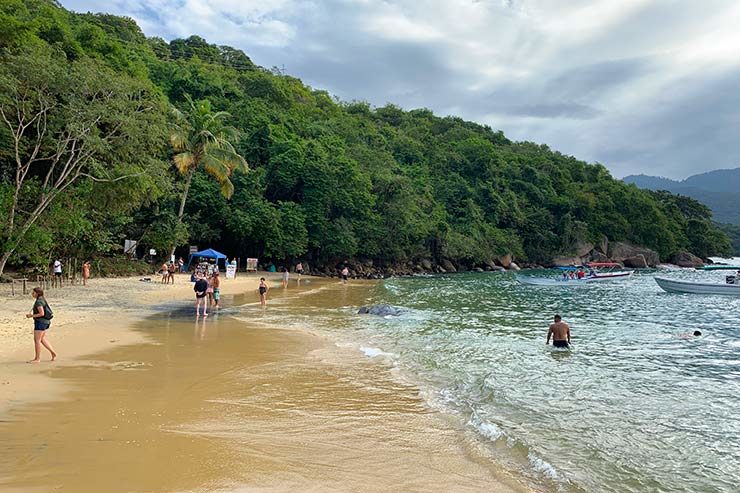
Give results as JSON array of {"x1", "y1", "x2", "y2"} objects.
[
  {"x1": 82, "y1": 260, "x2": 90, "y2": 286},
  {"x1": 258, "y1": 277, "x2": 269, "y2": 306},
  {"x1": 25, "y1": 287, "x2": 56, "y2": 363}
]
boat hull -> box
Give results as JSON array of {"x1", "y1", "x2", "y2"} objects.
[
  {"x1": 517, "y1": 270, "x2": 633, "y2": 286},
  {"x1": 655, "y1": 277, "x2": 740, "y2": 295}
]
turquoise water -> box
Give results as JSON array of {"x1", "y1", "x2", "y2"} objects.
[{"x1": 345, "y1": 268, "x2": 740, "y2": 492}]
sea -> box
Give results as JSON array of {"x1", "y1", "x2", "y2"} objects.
[{"x1": 280, "y1": 260, "x2": 740, "y2": 493}]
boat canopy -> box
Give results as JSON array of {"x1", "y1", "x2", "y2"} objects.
[
  {"x1": 556, "y1": 266, "x2": 583, "y2": 270},
  {"x1": 586, "y1": 262, "x2": 623, "y2": 268}
]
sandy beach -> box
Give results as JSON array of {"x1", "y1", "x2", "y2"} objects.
[{"x1": 0, "y1": 273, "x2": 530, "y2": 493}]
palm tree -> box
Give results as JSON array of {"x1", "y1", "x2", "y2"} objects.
[{"x1": 169, "y1": 96, "x2": 248, "y2": 254}]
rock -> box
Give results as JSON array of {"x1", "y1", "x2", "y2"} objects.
[
  {"x1": 357, "y1": 304, "x2": 405, "y2": 316},
  {"x1": 608, "y1": 242, "x2": 659, "y2": 267},
  {"x1": 574, "y1": 241, "x2": 594, "y2": 257},
  {"x1": 596, "y1": 236, "x2": 609, "y2": 254},
  {"x1": 490, "y1": 265, "x2": 506, "y2": 272},
  {"x1": 508, "y1": 262, "x2": 521, "y2": 271},
  {"x1": 474, "y1": 267, "x2": 485, "y2": 272},
  {"x1": 497, "y1": 254, "x2": 512, "y2": 269},
  {"x1": 623, "y1": 255, "x2": 648, "y2": 268},
  {"x1": 441, "y1": 258, "x2": 457, "y2": 273},
  {"x1": 552, "y1": 256, "x2": 582, "y2": 267},
  {"x1": 421, "y1": 258, "x2": 432, "y2": 270},
  {"x1": 588, "y1": 251, "x2": 610, "y2": 263},
  {"x1": 669, "y1": 251, "x2": 704, "y2": 268}
]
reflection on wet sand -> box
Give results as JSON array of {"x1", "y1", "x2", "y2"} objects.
[{"x1": 1, "y1": 283, "x2": 527, "y2": 493}]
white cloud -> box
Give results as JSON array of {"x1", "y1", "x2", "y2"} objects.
[{"x1": 61, "y1": 0, "x2": 740, "y2": 178}]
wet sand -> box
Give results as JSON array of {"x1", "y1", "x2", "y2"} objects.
[{"x1": 1, "y1": 277, "x2": 530, "y2": 492}]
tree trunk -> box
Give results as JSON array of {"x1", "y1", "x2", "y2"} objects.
[
  {"x1": 170, "y1": 168, "x2": 195, "y2": 258},
  {"x1": 0, "y1": 251, "x2": 12, "y2": 277}
]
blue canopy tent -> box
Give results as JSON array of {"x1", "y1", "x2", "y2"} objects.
[{"x1": 186, "y1": 248, "x2": 228, "y2": 271}]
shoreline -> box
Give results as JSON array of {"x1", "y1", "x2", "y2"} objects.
[{"x1": 0, "y1": 273, "x2": 532, "y2": 492}]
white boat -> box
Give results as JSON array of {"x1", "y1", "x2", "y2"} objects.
[
  {"x1": 517, "y1": 263, "x2": 633, "y2": 286},
  {"x1": 655, "y1": 277, "x2": 740, "y2": 296}
]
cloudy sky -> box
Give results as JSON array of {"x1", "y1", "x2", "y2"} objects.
[{"x1": 62, "y1": 0, "x2": 740, "y2": 179}]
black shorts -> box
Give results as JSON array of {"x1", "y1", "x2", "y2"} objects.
[
  {"x1": 195, "y1": 292, "x2": 206, "y2": 299},
  {"x1": 342, "y1": 274, "x2": 348, "y2": 280},
  {"x1": 553, "y1": 340, "x2": 570, "y2": 348},
  {"x1": 34, "y1": 320, "x2": 50, "y2": 331},
  {"x1": 54, "y1": 272, "x2": 62, "y2": 277}
]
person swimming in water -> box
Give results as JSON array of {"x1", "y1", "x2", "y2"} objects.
[{"x1": 546, "y1": 314, "x2": 571, "y2": 348}]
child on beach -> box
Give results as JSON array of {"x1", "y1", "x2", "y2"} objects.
[
  {"x1": 258, "y1": 277, "x2": 269, "y2": 306},
  {"x1": 341, "y1": 266, "x2": 349, "y2": 283},
  {"x1": 206, "y1": 274, "x2": 215, "y2": 307},
  {"x1": 25, "y1": 287, "x2": 56, "y2": 363},
  {"x1": 194, "y1": 274, "x2": 209, "y2": 316},
  {"x1": 282, "y1": 267, "x2": 290, "y2": 288},
  {"x1": 296, "y1": 262, "x2": 303, "y2": 281}
]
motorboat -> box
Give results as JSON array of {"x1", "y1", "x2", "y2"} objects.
[
  {"x1": 655, "y1": 276, "x2": 740, "y2": 295},
  {"x1": 695, "y1": 265, "x2": 740, "y2": 271},
  {"x1": 517, "y1": 263, "x2": 633, "y2": 286}
]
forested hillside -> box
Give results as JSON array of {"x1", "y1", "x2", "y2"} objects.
[
  {"x1": 0, "y1": 0, "x2": 732, "y2": 276},
  {"x1": 624, "y1": 169, "x2": 740, "y2": 226}
]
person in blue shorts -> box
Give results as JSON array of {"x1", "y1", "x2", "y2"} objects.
[{"x1": 25, "y1": 287, "x2": 56, "y2": 363}]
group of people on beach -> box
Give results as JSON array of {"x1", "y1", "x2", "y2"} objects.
[
  {"x1": 192, "y1": 270, "x2": 220, "y2": 316},
  {"x1": 49, "y1": 259, "x2": 92, "y2": 287}
]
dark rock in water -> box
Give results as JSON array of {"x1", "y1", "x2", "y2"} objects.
[
  {"x1": 669, "y1": 251, "x2": 704, "y2": 268},
  {"x1": 358, "y1": 304, "x2": 405, "y2": 316}
]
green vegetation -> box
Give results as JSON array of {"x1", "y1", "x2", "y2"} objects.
[
  {"x1": 716, "y1": 223, "x2": 740, "y2": 256},
  {"x1": 0, "y1": 0, "x2": 732, "y2": 275}
]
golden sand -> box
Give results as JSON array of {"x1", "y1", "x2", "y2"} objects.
[{"x1": 0, "y1": 274, "x2": 529, "y2": 492}]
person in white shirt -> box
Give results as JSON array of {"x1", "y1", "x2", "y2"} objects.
[{"x1": 52, "y1": 259, "x2": 63, "y2": 288}]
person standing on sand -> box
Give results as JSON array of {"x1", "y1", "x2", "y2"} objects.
[
  {"x1": 168, "y1": 262, "x2": 176, "y2": 284},
  {"x1": 296, "y1": 262, "x2": 304, "y2": 281},
  {"x1": 161, "y1": 262, "x2": 169, "y2": 284},
  {"x1": 205, "y1": 274, "x2": 215, "y2": 306},
  {"x1": 82, "y1": 261, "x2": 91, "y2": 286},
  {"x1": 194, "y1": 274, "x2": 209, "y2": 317},
  {"x1": 282, "y1": 267, "x2": 290, "y2": 288},
  {"x1": 258, "y1": 277, "x2": 269, "y2": 306},
  {"x1": 547, "y1": 315, "x2": 571, "y2": 348},
  {"x1": 25, "y1": 287, "x2": 56, "y2": 363},
  {"x1": 53, "y1": 259, "x2": 63, "y2": 288},
  {"x1": 211, "y1": 271, "x2": 221, "y2": 309},
  {"x1": 178, "y1": 257, "x2": 185, "y2": 273},
  {"x1": 341, "y1": 266, "x2": 349, "y2": 284}
]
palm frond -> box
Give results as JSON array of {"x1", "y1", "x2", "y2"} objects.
[
  {"x1": 201, "y1": 154, "x2": 232, "y2": 181},
  {"x1": 173, "y1": 152, "x2": 196, "y2": 175}
]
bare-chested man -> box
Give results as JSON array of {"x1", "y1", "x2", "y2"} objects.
[{"x1": 546, "y1": 314, "x2": 571, "y2": 348}]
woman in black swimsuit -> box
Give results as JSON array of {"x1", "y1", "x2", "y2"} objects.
[{"x1": 258, "y1": 277, "x2": 269, "y2": 306}]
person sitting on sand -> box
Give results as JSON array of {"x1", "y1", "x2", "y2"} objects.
[
  {"x1": 258, "y1": 277, "x2": 269, "y2": 306},
  {"x1": 25, "y1": 287, "x2": 56, "y2": 363},
  {"x1": 546, "y1": 315, "x2": 571, "y2": 348},
  {"x1": 194, "y1": 274, "x2": 209, "y2": 317}
]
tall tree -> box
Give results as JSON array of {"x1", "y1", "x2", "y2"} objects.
[
  {"x1": 0, "y1": 46, "x2": 167, "y2": 275},
  {"x1": 169, "y1": 96, "x2": 247, "y2": 254}
]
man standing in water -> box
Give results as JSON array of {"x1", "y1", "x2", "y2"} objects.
[{"x1": 546, "y1": 315, "x2": 571, "y2": 348}]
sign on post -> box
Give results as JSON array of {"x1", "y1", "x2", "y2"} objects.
[
  {"x1": 226, "y1": 264, "x2": 237, "y2": 279},
  {"x1": 246, "y1": 258, "x2": 258, "y2": 271}
]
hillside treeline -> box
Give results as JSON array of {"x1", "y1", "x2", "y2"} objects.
[{"x1": 0, "y1": 0, "x2": 731, "y2": 275}]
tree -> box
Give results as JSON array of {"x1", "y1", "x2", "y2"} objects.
[
  {"x1": 169, "y1": 96, "x2": 247, "y2": 254},
  {"x1": 0, "y1": 46, "x2": 168, "y2": 275}
]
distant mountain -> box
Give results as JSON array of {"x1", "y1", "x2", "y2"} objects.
[{"x1": 623, "y1": 168, "x2": 740, "y2": 225}]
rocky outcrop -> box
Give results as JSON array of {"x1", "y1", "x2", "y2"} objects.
[
  {"x1": 441, "y1": 258, "x2": 457, "y2": 273},
  {"x1": 358, "y1": 304, "x2": 405, "y2": 316},
  {"x1": 669, "y1": 251, "x2": 704, "y2": 268},
  {"x1": 623, "y1": 255, "x2": 648, "y2": 268},
  {"x1": 574, "y1": 241, "x2": 594, "y2": 257},
  {"x1": 497, "y1": 254, "x2": 512, "y2": 269},
  {"x1": 508, "y1": 262, "x2": 521, "y2": 271},
  {"x1": 552, "y1": 256, "x2": 582, "y2": 267},
  {"x1": 608, "y1": 242, "x2": 659, "y2": 267}
]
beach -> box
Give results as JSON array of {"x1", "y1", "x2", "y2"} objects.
[{"x1": 0, "y1": 274, "x2": 529, "y2": 493}]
